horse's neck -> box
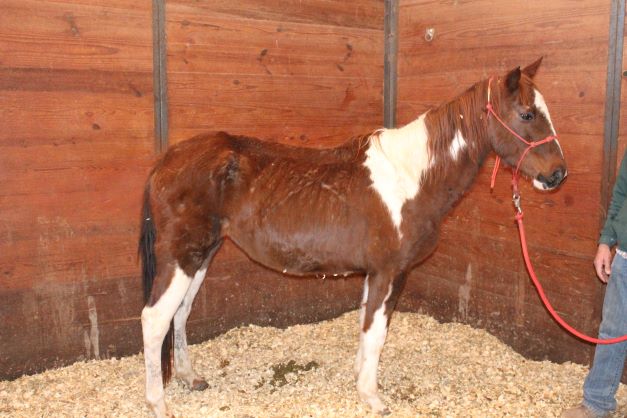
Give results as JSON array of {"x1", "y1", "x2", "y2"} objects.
[{"x1": 365, "y1": 96, "x2": 491, "y2": 227}]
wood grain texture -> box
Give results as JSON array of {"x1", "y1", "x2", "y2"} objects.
[
  {"x1": 0, "y1": 0, "x2": 152, "y2": 71},
  {"x1": 167, "y1": 0, "x2": 383, "y2": 30},
  {"x1": 166, "y1": 0, "x2": 384, "y2": 146},
  {"x1": 396, "y1": 0, "x2": 614, "y2": 374},
  {"x1": 0, "y1": 0, "x2": 154, "y2": 378}
]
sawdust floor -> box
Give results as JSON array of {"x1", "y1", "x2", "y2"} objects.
[{"x1": 1, "y1": 310, "x2": 625, "y2": 417}]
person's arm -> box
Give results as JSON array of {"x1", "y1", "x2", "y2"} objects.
[
  {"x1": 600, "y1": 151, "x2": 627, "y2": 247},
  {"x1": 593, "y1": 244, "x2": 612, "y2": 283},
  {"x1": 596, "y1": 150, "x2": 627, "y2": 282}
]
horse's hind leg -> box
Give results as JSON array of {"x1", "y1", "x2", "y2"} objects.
[
  {"x1": 173, "y1": 242, "x2": 222, "y2": 390},
  {"x1": 142, "y1": 264, "x2": 193, "y2": 418},
  {"x1": 355, "y1": 271, "x2": 406, "y2": 415}
]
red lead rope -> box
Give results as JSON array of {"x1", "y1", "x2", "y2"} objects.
[
  {"x1": 515, "y1": 210, "x2": 627, "y2": 345},
  {"x1": 487, "y1": 77, "x2": 627, "y2": 345}
]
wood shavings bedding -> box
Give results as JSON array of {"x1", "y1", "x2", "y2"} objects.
[{"x1": 1, "y1": 311, "x2": 625, "y2": 417}]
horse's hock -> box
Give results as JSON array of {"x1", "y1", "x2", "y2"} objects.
[
  {"x1": 2, "y1": 0, "x2": 627, "y2": 416},
  {"x1": 2, "y1": 311, "x2": 626, "y2": 417}
]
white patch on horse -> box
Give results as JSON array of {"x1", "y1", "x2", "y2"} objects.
[
  {"x1": 354, "y1": 276, "x2": 370, "y2": 378},
  {"x1": 533, "y1": 89, "x2": 555, "y2": 134},
  {"x1": 356, "y1": 283, "x2": 393, "y2": 414},
  {"x1": 449, "y1": 130, "x2": 467, "y2": 161},
  {"x1": 364, "y1": 114, "x2": 431, "y2": 237},
  {"x1": 173, "y1": 264, "x2": 208, "y2": 388},
  {"x1": 142, "y1": 265, "x2": 193, "y2": 417},
  {"x1": 534, "y1": 89, "x2": 564, "y2": 157}
]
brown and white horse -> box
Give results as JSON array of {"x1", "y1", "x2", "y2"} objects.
[{"x1": 139, "y1": 58, "x2": 566, "y2": 417}]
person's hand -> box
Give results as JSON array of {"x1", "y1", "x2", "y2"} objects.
[{"x1": 593, "y1": 244, "x2": 612, "y2": 283}]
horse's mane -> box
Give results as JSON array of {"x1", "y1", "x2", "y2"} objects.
[{"x1": 425, "y1": 80, "x2": 491, "y2": 168}]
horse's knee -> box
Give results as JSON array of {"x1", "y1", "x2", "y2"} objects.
[{"x1": 142, "y1": 305, "x2": 165, "y2": 343}]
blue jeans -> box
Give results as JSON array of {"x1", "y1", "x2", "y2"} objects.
[{"x1": 583, "y1": 253, "x2": 627, "y2": 415}]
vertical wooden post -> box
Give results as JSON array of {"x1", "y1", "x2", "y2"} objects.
[
  {"x1": 384, "y1": 0, "x2": 399, "y2": 128},
  {"x1": 152, "y1": 0, "x2": 169, "y2": 153}
]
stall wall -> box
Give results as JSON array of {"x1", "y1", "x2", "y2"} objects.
[
  {"x1": 395, "y1": 0, "x2": 622, "y2": 376},
  {"x1": 0, "y1": 0, "x2": 383, "y2": 379},
  {"x1": 0, "y1": 0, "x2": 155, "y2": 378}
]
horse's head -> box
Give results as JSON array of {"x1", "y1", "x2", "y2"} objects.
[{"x1": 488, "y1": 57, "x2": 567, "y2": 191}]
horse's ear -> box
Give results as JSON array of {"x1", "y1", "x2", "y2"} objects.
[
  {"x1": 522, "y1": 56, "x2": 543, "y2": 78},
  {"x1": 505, "y1": 66, "x2": 521, "y2": 94}
]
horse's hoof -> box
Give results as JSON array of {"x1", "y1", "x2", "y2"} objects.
[
  {"x1": 379, "y1": 408, "x2": 391, "y2": 416},
  {"x1": 191, "y1": 378, "x2": 209, "y2": 391}
]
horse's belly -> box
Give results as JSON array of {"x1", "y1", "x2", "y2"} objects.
[{"x1": 228, "y1": 228, "x2": 361, "y2": 277}]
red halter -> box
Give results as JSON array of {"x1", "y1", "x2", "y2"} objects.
[{"x1": 486, "y1": 77, "x2": 558, "y2": 199}]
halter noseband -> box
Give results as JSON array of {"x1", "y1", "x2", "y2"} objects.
[{"x1": 486, "y1": 77, "x2": 558, "y2": 205}]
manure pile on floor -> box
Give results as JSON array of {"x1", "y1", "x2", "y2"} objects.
[{"x1": 1, "y1": 311, "x2": 625, "y2": 417}]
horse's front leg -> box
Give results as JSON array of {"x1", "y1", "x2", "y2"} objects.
[{"x1": 355, "y1": 271, "x2": 406, "y2": 415}]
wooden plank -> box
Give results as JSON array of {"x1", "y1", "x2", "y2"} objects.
[
  {"x1": 0, "y1": 0, "x2": 152, "y2": 72},
  {"x1": 166, "y1": 0, "x2": 383, "y2": 146},
  {"x1": 166, "y1": 11, "x2": 382, "y2": 78},
  {"x1": 0, "y1": 90, "x2": 154, "y2": 143},
  {"x1": 168, "y1": 74, "x2": 382, "y2": 145},
  {"x1": 0, "y1": 68, "x2": 152, "y2": 95},
  {"x1": 166, "y1": 3, "x2": 384, "y2": 146},
  {"x1": 167, "y1": 0, "x2": 384, "y2": 30}
]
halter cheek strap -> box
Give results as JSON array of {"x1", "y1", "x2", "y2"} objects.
[{"x1": 486, "y1": 77, "x2": 558, "y2": 199}]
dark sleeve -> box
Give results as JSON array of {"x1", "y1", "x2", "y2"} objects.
[{"x1": 600, "y1": 150, "x2": 627, "y2": 246}]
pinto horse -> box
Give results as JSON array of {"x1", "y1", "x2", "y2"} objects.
[{"x1": 139, "y1": 58, "x2": 566, "y2": 417}]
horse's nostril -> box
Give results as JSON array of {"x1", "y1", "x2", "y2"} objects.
[
  {"x1": 537, "y1": 168, "x2": 565, "y2": 189},
  {"x1": 537, "y1": 173, "x2": 549, "y2": 184},
  {"x1": 551, "y1": 168, "x2": 565, "y2": 184}
]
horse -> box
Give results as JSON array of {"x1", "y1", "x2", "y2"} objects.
[{"x1": 139, "y1": 57, "x2": 566, "y2": 417}]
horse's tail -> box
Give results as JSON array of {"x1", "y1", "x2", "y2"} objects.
[{"x1": 139, "y1": 182, "x2": 174, "y2": 386}]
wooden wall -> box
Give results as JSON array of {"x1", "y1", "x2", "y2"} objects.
[
  {"x1": 0, "y1": 0, "x2": 155, "y2": 378},
  {"x1": 0, "y1": 0, "x2": 383, "y2": 379},
  {"x1": 395, "y1": 0, "x2": 623, "y2": 377}
]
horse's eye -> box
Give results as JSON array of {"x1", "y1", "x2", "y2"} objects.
[{"x1": 520, "y1": 112, "x2": 534, "y2": 121}]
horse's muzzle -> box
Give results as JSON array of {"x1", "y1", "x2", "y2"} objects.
[{"x1": 534, "y1": 167, "x2": 567, "y2": 190}]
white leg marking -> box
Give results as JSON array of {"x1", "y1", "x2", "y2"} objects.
[
  {"x1": 354, "y1": 276, "x2": 369, "y2": 378},
  {"x1": 173, "y1": 265, "x2": 208, "y2": 388},
  {"x1": 357, "y1": 284, "x2": 393, "y2": 414},
  {"x1": 142, "y1": 265, "x2": 193, "y2": 418},
  {"x1": 364, "y1": 115, "x2": 432, "y2": 237}
]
